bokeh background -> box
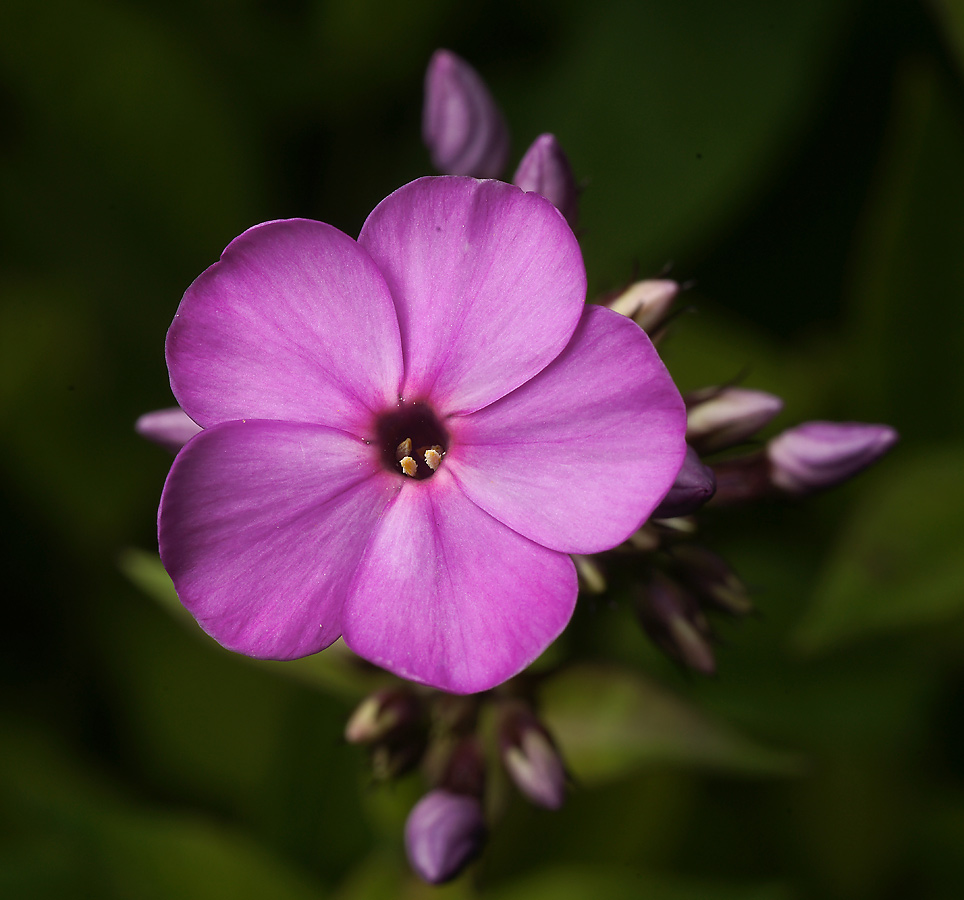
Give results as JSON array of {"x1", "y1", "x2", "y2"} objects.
[{"x1": 3, "y1": 0, "x2": 964, "y2": 897}]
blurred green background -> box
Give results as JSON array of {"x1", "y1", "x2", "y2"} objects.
[{"x1": 3, "y1": 0, "x2": 964, "y2": 897}]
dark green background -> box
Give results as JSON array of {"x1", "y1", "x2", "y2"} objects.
[{"x1": 3, "y1": 0, "x2": 964, "y2": 897}]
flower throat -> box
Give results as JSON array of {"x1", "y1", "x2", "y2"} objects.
[{"x1": 375, "y1": 402, "x2": 448, "y2": 480}]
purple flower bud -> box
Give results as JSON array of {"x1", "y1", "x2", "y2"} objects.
[
  {"x1": 635, "y1": 571, "x2": 715, "y2": 674},
  {"x1": 405, "y1": 790, "x2": 486, "y2": 884},
  {"x1": 652, "y1": 445, "x2": 717, "y2": 518},
  {"x1": 498, "y1": 702, "x2": 566, "y2": 810},
  {"x1": 135, "y1": 406, "x2": 202, "y2": 453},
  {"x1": 423, "y1": 49, "x2": 509, "y2": 178},
  {"x1": 512, "y1": 133, "x2": 579, "y2": 228},
  {"x1": 438, "y1": 735, "x2": 487, "y2": 799},
  {"x1": 767, "y1": 421, "x2": 898, "y2": 495},
  {"x1": 686, "y1": 387, "x2": 784, "y2": 454},
  {"x1": 606, "y1": 279, "x2": 679, "y2": 333},
  {"x1": 708, "y1": 452, "x2": 773, "y2": 505}
]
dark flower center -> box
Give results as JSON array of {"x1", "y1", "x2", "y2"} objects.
[{"x1": 375, "y1": 402, "x2": 449, "y2": 480}]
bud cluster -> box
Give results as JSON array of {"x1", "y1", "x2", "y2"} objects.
[{"x1": 345, "y1": 686, "x2": 567, "y2": 884}]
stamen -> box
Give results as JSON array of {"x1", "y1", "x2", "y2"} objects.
[
  {"x1": 396, "y1": 438, "x2": 413, "y2": 461},
  {"x1": 399, "y1": 456, "x2": 418, "y2": 477},
  {"x1": 424, "y1": 446, "x2": 443, "y2": 471}
]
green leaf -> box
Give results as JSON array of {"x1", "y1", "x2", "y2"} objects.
[
  {"x1": 794, "y1": 445, "x2": 964, "y2": 653},
  {"x1": 0, "y1": 722, "x2": 324, "y2": 900},
  {"x1": 539, "y1": 664, "x2": 803, "y2": 782}
]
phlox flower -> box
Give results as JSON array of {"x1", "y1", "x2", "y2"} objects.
[{"x1": 159, "y1": 176, "x2": 686, "y2": 693}]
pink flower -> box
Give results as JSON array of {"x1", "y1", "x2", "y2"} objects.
[{"x1": 159, "y1": 176, "x2": 686, "y2": 693}]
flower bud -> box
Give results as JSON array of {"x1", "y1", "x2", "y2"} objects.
[
  {"x1": 135, "y1": 406, "x2": 202, "y2": 453},
  {"x1": 344, "y1": 686, "x2": 421, "y2": 744},
  {"x1": 439, "y1": 735, "x2": 487, "y2": 799},
  {"x1": 423, "y1": 49, "x2": 509, "y2": 178},
  {"x1": 498, "y1": 702, "x2": 566, "y2": 810},
  {"x1": 652, "y1": 445, "x2": 717, "y2": 518},
  {"x1": 606, "y1": 279, "x2": 679, "y2": 333},
  {"x1": 512, "y1": 133, "x2": 579, "y2": 228},
  {"x1": 573, "y1": 554, "x2": 607, "y2": 594},
  {"x1": 708, "y1": 452, "x2": 773, "y2": 505},
  {"x1": 635, "y1": 571, "x2": 715, "y2": 674},
  {"x1": 767, "y1": 421, "x2": 898, "y2": 495},
  {"x1": 628, "y1": 523, "x2": 662, "y2": 552},
  {"x1": 672, "y1": 544, "x2": 753, "y2": 616},
  {"x1": 686, "y1": 387, "x2": 783, "y2": 454},
  {"x1": 405, "y1": 789, "x2": 486, "y2": 884}
]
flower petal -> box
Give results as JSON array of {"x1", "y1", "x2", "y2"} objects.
[
  {"x1": 167, "y1": 219, "x2": 403, "y2": 434},
  {"x1": 358, "y1": 177, "x2": 586, "y2": 416},
  {"x1": 342, "y1": 469, "x2": 577, "y2": 693},
  {"x1": 159, "y1": 420, "x2": 400, "y2": 659},
  {"x1": 447, "y1": 305, "x2": 687, "y2": 554}
]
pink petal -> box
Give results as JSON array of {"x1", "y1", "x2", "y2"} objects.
[
  {"x1": 159, "y1": 420, "x2": 400, "y2": 659},
  {"x1": 342, "y1": 469, "x2": 577, "y2": 693},
  {"x1": 167, "y1": 219, "x2": 403, "y2": 434},
  {"x1": 358, "y1": 177, "x2": 586, "y2": 416},
  {"x1": 446, "y1": 305, "x2": 687, "y2": 554}
]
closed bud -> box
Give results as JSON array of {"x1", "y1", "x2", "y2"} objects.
[
  {"x1": 405, "y1": 789, "x2": 487, "y2": 884},
  {"x1": 440, "y1": 735, "x2": 487, "y2": 799},
  {"x1": 512, "y1": 133, "x2": 579, "y2": 228},
  {"x1": 344, "y1": 686, "x2": 421, "y2": 744},
  {"x1": 686, "y1": 387, "x2": 784, "y2": 454},
  {"x1": 606, "y1": 279, "x2": 679, "y2": 333},
  {"x1": 708, "y1": 452, "x2": 773, "y2": 505},
  {"x1": 672, "y1": 544, "x2": 753, "y2": 616},
  {"x1": 767, "y1": 421, "x2": 898, "y2": 495},
  {"x1": 573, "y1": 554, "x2": 607, "y2": 594},
  {"x1": 652, "y1": 445, "x2": 716, "y2": 518},
  {"x1": 636, "y1": 571, "x2": 715, "y2": 674},
  {"x1": 628, "y1": 524, "x2": 662, "y2": 552},
  {"x1": 498, "y1": 701, "x2": 566, "y2": 810},
  {"x1": 423, "y1": 49, "x2": 509, "y2": 177},
  {"x1": 135, "y1": 406, "x2": 202, "y2": 453}
]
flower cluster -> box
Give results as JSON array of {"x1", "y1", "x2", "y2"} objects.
[{"x1": 138, "y1": 49, "x2": 897, "y2": 885}]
